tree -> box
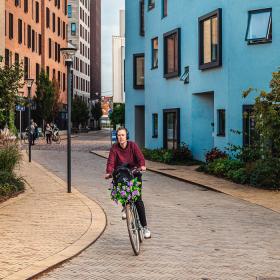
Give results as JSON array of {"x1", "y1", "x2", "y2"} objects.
[
  {"x1": 109, "y1": 103, "x2": 125, "y2": 129},
  {"x1": 91, "y1": 101, "x2": 103, "y2": 130},
  {"x1": 243, "y1": 70, "x2": 280, "y2": 158},
  {"x1": 33, "y1": 71, "x2": 61, "y2": 127},
  {"x1": 0, "y1": 62, "x2": 24, "y2": 130},
  {"x1": 72, "y1": 96, "x2": 89, "y2": 128}
]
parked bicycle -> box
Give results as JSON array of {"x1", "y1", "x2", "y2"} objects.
[{"x1": 109, "y1": 166, "x2": 145, "y2": 255}]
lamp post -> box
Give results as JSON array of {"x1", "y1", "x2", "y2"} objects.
[
  {"x1": 60, "y1": 46, "x2": 77, "y2": 193},
  {"x1": 25, "y1": 78, "x2": 34, "y2": 163}
]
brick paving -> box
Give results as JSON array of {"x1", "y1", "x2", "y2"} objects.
[
  {"x1": 0, "y1": 154, "x2": 106, "y2": 280},
  {"x1": 30, "y1": 144, "x2": 280, "y2": 280}
]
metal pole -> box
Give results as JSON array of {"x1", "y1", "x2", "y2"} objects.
[
  {"x1": 66, "y1": 60, "x2": 72, "y2": 193},
  {"x1": 28, "y1": 87, "x2": 31, "y2": 162},
  {"x1": 20, "y1": 109, "x2": 22, "y2": 148}
]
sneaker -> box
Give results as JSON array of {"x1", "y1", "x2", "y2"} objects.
[
  {"x1": 143, "y1": 227, "x2": 151, "y2": 239},
  {"x1": 121, "y1": 208, "x2": 126, "y2": 220}
]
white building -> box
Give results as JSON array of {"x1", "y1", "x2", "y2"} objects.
[
  {"x1": 67, "y1": 0, "x2": 91, "y2": 103},
  {"x1": 112, "y1": 10, "x2": 125, "y2": 104}
]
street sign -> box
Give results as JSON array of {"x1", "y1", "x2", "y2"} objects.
[
  {"x1": 15, "y1": 105, "x2": 25, "y2": 111},
  {"x1": 111, "y1": 130, "x2": 117, "y2": 143}
]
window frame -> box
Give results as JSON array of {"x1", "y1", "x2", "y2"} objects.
[
  {"x1": 163, "y1": 108, "x2": 180, "y2": 150},
  {"x1": 139, "y1": 0, "x2": 145, "y2": 36},
  {"x1": 71, "y1": 22, "x2": 76, "y2": 35},
  {"x1": 163, "y1": 28, "x2": 181, "y2": 79},
  {"x1": 151, "y1": 37, "x2": 159, "y2": 69},
  {"x1": 133, "y1": 53, "x2": 145, "y2": 90},
  {"x1": 217, "y1": 109, "x2": 226, "y2": 137},
  {"x1": 245, "y1": 8, "x2": 272, "y2": 45},
  {"x1": 162, "y1": 0, "x2": 167, "y2": 18},
  {"x1": 148, "y1": 0, "x2": 155, "y2": 11},
  {"x1": 152, "y1": 113, "x2": 158, "y2": 138},
  {"x1": 198, "y1": 8, "x2": 222, "y2": 70}
]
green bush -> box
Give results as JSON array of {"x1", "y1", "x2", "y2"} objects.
[
  {"x1": 207, "y1": 158, "x2": 244, "y2": 177},
  {"x1": 142, "y1": 144, "x2": 193, "y2": 164},
  {"x1": 0, "y1": 144, "x2": 21, "y2": 173},
  {"x1": 226, "y1": 168, "x2": 249, "y2": 184},
  {"x1": 0, "y1": 171, "x2": 25, "y2": 197},
  {"x1": 249, "y1": 158, "x2": 280, "y2": 190}
]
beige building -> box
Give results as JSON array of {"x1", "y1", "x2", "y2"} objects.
[{"x1": 112, "y1": 10, "x2": 125, "y2": 104}]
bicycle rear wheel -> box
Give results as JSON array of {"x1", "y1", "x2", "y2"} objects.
[{"x1": 126, "y1": 204, "x2": 140, "y2": 255}]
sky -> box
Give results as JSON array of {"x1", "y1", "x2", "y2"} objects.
[{"x1": 101, "y1": 0, "x2": 125, "y2": 96}]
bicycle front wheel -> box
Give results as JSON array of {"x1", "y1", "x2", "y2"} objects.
[{"x1": 126, "y1": 204, "x2": 140, "y2": 255}]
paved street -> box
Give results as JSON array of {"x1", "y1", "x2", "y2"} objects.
[{"x1": 28, "y1": 132, "x2": 280, "y2": 280}]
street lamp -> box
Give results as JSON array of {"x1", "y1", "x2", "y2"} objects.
[
  {"x1": 60, "y1": 46, "x2": 77, "y2": 193},
  {"x1": 25, "y1": 78, "x2": 34, "y2": 163}
]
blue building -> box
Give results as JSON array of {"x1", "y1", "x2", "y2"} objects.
[{"x1": 125, "y1": 0, "x2": 279, "y2": 161}]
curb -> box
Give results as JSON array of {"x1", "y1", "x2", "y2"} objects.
[{"x1": 4, "y1": 158, "x2": 107, "y2": 280}]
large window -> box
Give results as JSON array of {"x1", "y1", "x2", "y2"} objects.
[
  {"x1": 163, "y1": 28, "x2": 180, "y2": 78},
  {"x1": 217, "y1": 109, "x2": 225, "y2": 136},
  {"x1": 199, "y1": 9, "x2": 222, "y2": 70},
  {"x1": 9, "y1": 13, "x2": 13, "y2": 39},
  {"x1": 148, "y1": 0, "x2": 155, "y2": 10},
  {"x1": 133, "y1": 53, "x2": 145, "y2": 89},
  {"x1": 152, "y1": 113, "x2": 158, "y2": 138},
  {"x1": 163, "y1": 109, "x2": 180, "y2": 149},
  {"x1": 245, "y1": 8, "x2": 272, "y2": 44},
  {"x1": 243, "y1": 105, "x2": 257, "y2": 146},
  {"x1": 71, "y1": 23, "x2": 76, "y2": 35},
  {"x1": 139, "y1": 0, "x2": 145, "y2": 36},
  {"x1": 162, "y1": 0, "x2": 167, "y2": 18},
  {"x1": 68, "y1": 4, "x2": 72, "y2": 18},
  {"x1": 151, "y1": 37, "x2": 158, "y2": 69}
]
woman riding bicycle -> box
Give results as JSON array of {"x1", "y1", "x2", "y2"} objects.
[{"x1": 105, "y1": 127, "x2": 151, "y2": 239}]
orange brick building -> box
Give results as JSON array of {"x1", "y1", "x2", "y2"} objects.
[{"x1": 2, "y1": 0, "x2": 68, "y2": 105}]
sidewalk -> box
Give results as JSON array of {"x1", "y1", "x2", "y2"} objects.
[
  {"x1": 0, "y1": 155, "x2": 106, "y2": 280},
  {"x1": 91, "y1": 150, "x2": 280, "y2": 214}
]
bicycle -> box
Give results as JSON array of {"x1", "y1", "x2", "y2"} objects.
[{"x1": 110, "y1": 166, "x2": 145, "y2": 256}]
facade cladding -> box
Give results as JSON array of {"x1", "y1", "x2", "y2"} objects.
[
  {"x1": 125, "y1": 0, "x2": 279, "y2": 161},
  {"x1": 3, "y1": 0, "x2": 68, "y2": 104},
  {"x1": 90, "y1": 0, "x2": 101, "y2": 101},
  {"x1": 68, "y1": 0, "x2": 91, "y2": 103}
]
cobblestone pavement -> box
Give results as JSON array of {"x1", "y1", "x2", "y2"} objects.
[{"x1": 31, "y1": 141, "x2": 280, "y2": 280}]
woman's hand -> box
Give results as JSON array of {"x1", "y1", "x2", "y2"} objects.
[
  {"x1": 140, "y1": 166, "x2": 146, "y2": 172},
  {"x1": 105, "y1": 173, "x2": 112, "y2": 179}
]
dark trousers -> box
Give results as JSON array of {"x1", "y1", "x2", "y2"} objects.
[
  {"x1": 135, "y1": 196, "x2": 147, "y2": 227},
  {"x1": 46, "y1": 134, "x2": 52, "y2": 144}
]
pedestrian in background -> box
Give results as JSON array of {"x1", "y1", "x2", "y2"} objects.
[{"x1": 45, "y1": 123, "x2": 52, "y2": 144}]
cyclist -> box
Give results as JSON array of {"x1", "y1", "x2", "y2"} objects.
[{"x1": 105, "y1": 127, "x2": 151, "y2": 239}]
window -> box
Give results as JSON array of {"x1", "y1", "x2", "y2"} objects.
[
  {"x1": 35, "y1": 1, "x2": 39, "y2": 23},
  {"x1": 58, "y1": 18, "x2": 61, "y2": 36},
  {"x1": 68, "y1": 4, "x2": 72, "y2": 18},
  {"x1": 36, "y1": 63, "x2": 40, "y2": 80},
  {"x1": 217, "y1": 109, "x2": 225, "y2": 136},
  {"x1": 48, "y1": 38, "x2": 52, "y2": 58},
  {"x1": 9, "y1": 13, "x2": 13, "y2": 39},
  {"x1": 63, "y1": 21, "x2": 66, "y2": 39},
  {"x1": 27, "y1": 25, "x2": 31, "y2": 48},
  {"x1": 15, "y1": 0, "x2": 20, "y2": 7},
  {"x1": 64, "y1": 0, "x2": 68, "y2": 15},
  {"x1": 148, "y1": 0, "x2": 155, "y2": 10},
  {"x1": 24, "y1": 0, "x2": 28, "y2": 13},
  {"x1": 245, "y1": 8, "x2": 272, "y2": 44},
  {"x1": 151, "y1": 37, "x2": 158, "y2": 69},
  {"x1": 32, "y1": 29, "x2": 35, "y2": 52},
  {"x1": 162, "y1": 0, "x2": 167, "y2": 17},
  {"x1": 5, "y1": 49, "x2": 10, "y2": 67},
  {"x1": 163, "y1": 109, "x2": 180, "y2": 149},
  {"x1": 243, "y1": 105, "x2": 257, "y2": 146},
  {"x1": 46, "y1": 8, "x2": 50, "y2": 28},
  {"x1": 18, "y1": 19, "x2": 22, "y2": 44},
  {"x1": 46, "y1": 66, "x2": 50, "y2": 77},
  {"x1": 152, "y1": 114, "x2": 158, "y2": 138},
  {"x1": 38, "y1": 34, "x2": 42, "y2": 55},
  {"x1": 139, "y1": 0, "x2": 145, "y2": 36},
  {"x1": 52, "y1": 13, "x2": 56, "y2": 33},
  {"x1": 71, "y1": 23, "x2": 76, "y2": 35},
  {"x1": 55, "y1": 42, "x2": 58, "y2": 61},
  {"x1": 163, "y1": 28, "x2": 180, "y2": 78},
  {"x1": 63, "y1": 73, "x2": 66, "y2": 91},
  {"x1": 199, "y1": 9, "x2": 222, "y2": 70},
  {"x1": 133, "y1": 53, "x2": 145, "y2": 89},
  {"x1": 15, "y1": 53, "x2": 19, "y2": 64},
  {"x1": 24, "y1": 56, "x2": 29, "y2": 79}
]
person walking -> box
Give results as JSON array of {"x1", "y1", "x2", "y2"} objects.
[
  {"x1": 105, "y1": 127, "x2": 151, "y2": 239},
  {"x1": 30, "y1": 120, "x2": 35, "y2": 145},
  {"x1": 45, "y1": 123, "x2": 52, "y2": 144}
]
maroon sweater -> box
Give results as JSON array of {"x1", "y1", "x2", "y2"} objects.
[{"x1": 106, "y1": 141, "x2": 145, "y2": 174}]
